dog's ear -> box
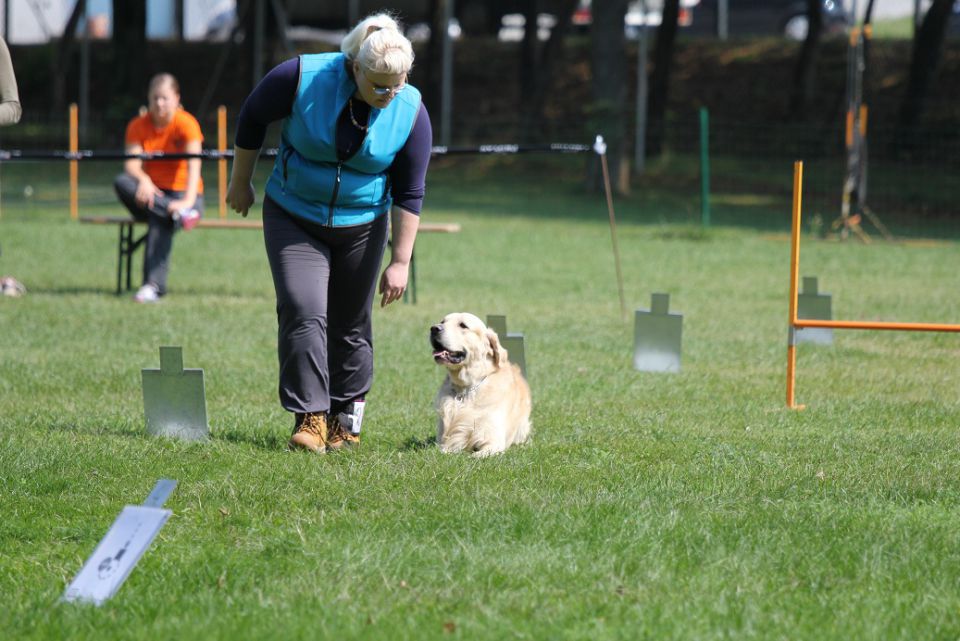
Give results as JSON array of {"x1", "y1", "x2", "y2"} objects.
[{"x1": 486, "y1": 329, "x2": 509, "y2": 368}]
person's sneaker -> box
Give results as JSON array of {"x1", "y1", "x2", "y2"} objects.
[
  {"x1": 177, "y1": 208, "x2": 201, "y2": 231},
  {"x1": 288, "y1": 412, "x2": 328, "y2": 453},
  {"x1": 1, "y1": 276, "x2": 26, "y2": 297},
  {"x1": 326, "y1": 416, "x2": 360, "y2": 450},
  {"x1": 133, "y1": 283, "x2": 160, "y2": 303}
]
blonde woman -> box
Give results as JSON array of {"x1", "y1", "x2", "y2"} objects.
[{"x1": 226, "y1": 14, "x2": 433, "y2": 452}]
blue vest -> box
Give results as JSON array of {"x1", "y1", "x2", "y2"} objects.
[{"x1": 265, "y1": 53, "x2": 421, "y2": 227}]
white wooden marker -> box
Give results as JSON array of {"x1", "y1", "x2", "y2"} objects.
[{"x1": 62, "y1": 479, "x2": 177, "y2": 606}]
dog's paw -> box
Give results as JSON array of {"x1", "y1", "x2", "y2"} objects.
[{"x1": 470, "y1": 447, "x2": 503, "y2": 458}]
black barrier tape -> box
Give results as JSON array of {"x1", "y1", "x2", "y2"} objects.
[{"x1": 0, "y1": 143, "x2": 595, "y2": 162}]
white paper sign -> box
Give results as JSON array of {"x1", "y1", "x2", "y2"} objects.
[{"x1": 62, "y1": 505, "x2": 171, "y2": 605}]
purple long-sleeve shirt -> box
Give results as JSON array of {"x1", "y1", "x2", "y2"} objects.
[{"x1": 235, "y1": 57, "x2": 432, "y2": 215}]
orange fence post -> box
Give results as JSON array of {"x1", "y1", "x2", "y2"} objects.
[
  {"x1": 218, "y1": 105, "x2": 227, "y2": 219},
  {"x1": 69, "y1": 104, "x2": 79, "y2": 220},
  {"x1": 786, "y1": 160, "x2": 803, "y2": 409}
]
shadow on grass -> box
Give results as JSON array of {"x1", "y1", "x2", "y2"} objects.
[
  {"x1": 24, "y1": 285, "x2": 118, "y2": 296},
  {"x1": 217, "y1": 429, "x2": 287, "y2": 451},
  {"x1": 401, "y1": 434, "x2": 437, "y2": 451}
]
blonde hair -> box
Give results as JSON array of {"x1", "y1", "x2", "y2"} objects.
[{"x1": 341, "y1": 13, "x2": 414, "y2": 75}]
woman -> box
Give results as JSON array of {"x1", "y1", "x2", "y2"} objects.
[
  {"x1": 226, "y1": 13, "x2": 432, "y2": 452},
  {"x1": 0, "y1": 35, "x2": 25, "y2": 297},
  {"x1": 114, "y1": 73, "x2": 204, "y2": 303}
]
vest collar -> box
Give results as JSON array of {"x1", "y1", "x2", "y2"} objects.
[{"x1": 334, "y1": 55, "x2": 358, "y2": 113}]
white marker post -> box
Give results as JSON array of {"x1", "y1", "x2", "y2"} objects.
[
  {"x1": 486, "y1": 315, "x2": 527, "y2": 379},
  {"x1": 62, "y1": 479, "x2": 177, "y2": 606},
  {"x1": 634, "y1": 293, "x2": 683, "y2": 373},
  {"x1": 796, "y1": 276, "x2": 833, "y2": 345},
  {"x1": 142, "y1": 346, "x2": 208, "y2": 441}
]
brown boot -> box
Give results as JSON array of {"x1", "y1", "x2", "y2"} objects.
[
  {"x1": 326, "y1": 415, "x2": 360, "y2": 450},
  {"x1": 288, "y1": 412, "x2": 328, "y2": 453}
]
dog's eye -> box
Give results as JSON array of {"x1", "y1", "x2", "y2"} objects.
[{"x1": 459, "y1": 322, "x2": 468, "y2": 329}]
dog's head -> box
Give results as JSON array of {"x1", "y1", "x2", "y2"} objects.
[{"x1": 430, "y1": 313, "x2": 508, "y2": 378}]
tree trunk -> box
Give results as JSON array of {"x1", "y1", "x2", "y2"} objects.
[
  {"x1": 790, "y1": 0, "x2": 823, "y2": 118},
  {"x1": 646, "y1": 0, "x2": 680, "y2": 158},
  {"x1": 52, "y1": 0, "x2": 87, "y2": 113},
  {"x1": 589, "y1": 0, "x2": 629, "y2": 193},
  {"x1": 519, "y1": 0, "x2": 579, "y2": 140},
  {"x1": 111, "y1": 0, "x2": 147, "y2": 118},
  {"x1": 423, "y1": 0, "x2": 448, "y2": 119},
  {"x1": 897, "y1": 0, "x2": 953, "y2": 147},
  {"x1": 520, "y1": 0, "x2": 540, "y2": 107}
]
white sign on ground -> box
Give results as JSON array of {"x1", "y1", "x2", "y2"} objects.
[{"x1": 61, "y1": 505, "x2": 171, "y2": 605}]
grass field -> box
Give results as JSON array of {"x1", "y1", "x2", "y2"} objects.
[{"x1": 2, "y1": 155, "x2": 959, "y2": 640}]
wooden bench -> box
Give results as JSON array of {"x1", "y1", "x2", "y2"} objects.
[{"x1": 79, "y1": 215, "x2": 461, "y2": 303}]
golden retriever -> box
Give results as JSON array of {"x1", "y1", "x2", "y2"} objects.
[{"x1": 430, "y1": 312, "x2": 532, "y2": 457}]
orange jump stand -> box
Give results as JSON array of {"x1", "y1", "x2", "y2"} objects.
[{"x1": 786, "y1": 160, "x2": 960, "y2": 409}]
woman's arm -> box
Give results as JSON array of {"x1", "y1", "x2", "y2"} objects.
[
  {"x1": 226, "y1": 146, "x2": 261, "y2": 216},
  {"x1": 167, "y1": 139, "x2": 203, "y2": 213},
  {"x1": 379, "y1": 207, "x2": 421, "y2": 307},
  {"x1": 227, "y1": 58, "x2": 299, "y2": 216},
  {"x1": 123, "y1": 142, "x2": 161, "y2": 208},
  {"x1": 0, "y1": 37, "x2": 21, "y2": 127}
]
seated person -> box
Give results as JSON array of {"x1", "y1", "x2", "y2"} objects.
[{"x1": 114, "y1": 72, "x2": 204, "y2": 303}]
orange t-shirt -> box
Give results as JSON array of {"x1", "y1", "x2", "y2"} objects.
[{"x1": 125, "y1": 109, "x2": 204, "y2": 193}]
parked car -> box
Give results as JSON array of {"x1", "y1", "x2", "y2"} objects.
[
  {"x1": 283, "y1": 1, "x2": 570, "y2": 35},
  {"x1": 688, "y1": 0, "x2": 848, "y2": 40}
]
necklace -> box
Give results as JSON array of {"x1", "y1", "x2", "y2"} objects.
[{"x1": 347, "y1": 99, "x2": 367, "y2": 131}]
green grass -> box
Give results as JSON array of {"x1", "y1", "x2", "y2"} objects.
[{"x1": 1, "y1": 155, "x2": 959, "y2": 640}]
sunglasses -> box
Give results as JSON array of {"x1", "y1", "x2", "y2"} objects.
[{"x1": 361, "y1": 70, "x2": 406, "y2": 96}]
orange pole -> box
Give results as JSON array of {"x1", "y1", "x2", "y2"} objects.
[
  {"x1": 794, "y1": 319, "x2": 960, "y2": 333},
  {"x1": 845, "y1": 109, "x2": 854, "y2": 149},
  {"x1": 69, "y1": 104, "x2": 78, "y2": 220},
  {"x1": 859, "y1": 104, "x2": 868, "y2": 137},
  {"x1": 218, "y1": 105, "x2": 227, "y2": 219},
  {"x1": 786, "y1": 160, "x2": 803, "y2": 409}
]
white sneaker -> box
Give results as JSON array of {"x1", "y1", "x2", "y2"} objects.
[
  {"x1": 133, "y1": 283, "x2": 160, "y2": 303},
  {"x1": 176, "y1": 208, "x2": 201, "y2": 231},
  {"x1": 1, "y1": 276, "x2": 26, "y2": 297}
]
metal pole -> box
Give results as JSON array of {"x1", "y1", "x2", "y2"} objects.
[
  {"x1": 699, "y1": 107, "x2": 710, "y2": 227},
  {"x1": 717, "y1": 0, "x2": 729, "y2": 40},
  {"x1": 634, "y1": 0, "x2": 648, "y2": 175},
  {"x1": 252, "y1": 0, "x2": 265, "y2": 85},
  {"x1": 348, "y1": 0, "x2": 360, "y2": 26},
  {"x1": 79, "y1": 14, "x2": 89, "y2": 144},
  {"x1": 596, "y1": 136, "x2": 627, "y2": 320},
  {"x1": 440, "y1": 0, "x2": 454, "y2": 147}
]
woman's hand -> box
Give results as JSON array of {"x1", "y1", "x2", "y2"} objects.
[
  {"x1": 166, "y1": 197, "x2": 192, "y2": 214},
  {"x1": 226, "y1": 179, "x2": 256, "y2": 217},
  {"x1": 379, "y1": 261, "x2": 409, "y2": 307},
  {"x1": 134, "y1": 178, "x2": 161, "y2": 209}
]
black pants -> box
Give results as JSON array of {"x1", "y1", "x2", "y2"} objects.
[
  {"x1": 262, "y1": 196, "x2": 389, "y2": 416},
  {"x1": 113, "y1": 173, "x2": 204, "y2": 294}
]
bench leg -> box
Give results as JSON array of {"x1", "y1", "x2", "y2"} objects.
[{"x1": 117, "y1": 222, "x2": 148, "y2": 295}]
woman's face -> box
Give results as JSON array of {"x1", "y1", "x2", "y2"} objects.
[
  {"x1": 148, "y1": 81, "x2": 180, "y2": 126},
  {"x1": 353, "y1": 64, "x2": 407, "y2": 109}
]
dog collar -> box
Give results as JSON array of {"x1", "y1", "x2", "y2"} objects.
[{"x1": 453, "y1": 375, "x2": 488, "y2": 401}]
